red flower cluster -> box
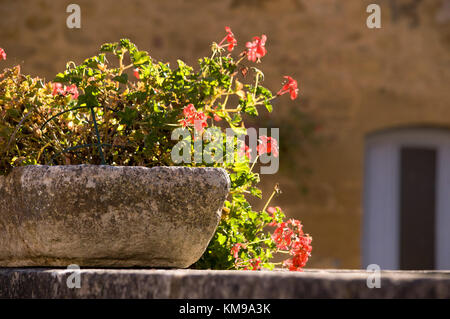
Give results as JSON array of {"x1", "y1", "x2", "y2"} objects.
[
  {"x1": 257, "y1": 136, "x2": 279, "y2": 157},
  {"x1": 283, "y1": 235, "x2": 312, "y2": 271},
  {"x1": 239, "y1": 143, "x2": 252, "y2": 160},
  {"x1": 180, "y1": 104, "x2": 208, "y2": 133},
  {"x1": 246, "y1": 35, "x2": 267, "y2": 62},
  {"x1": 277, "y1": 76, "x2": 299, "y2": 100},
  {"x1": 219, "y1": 27, "x2": 237, "y2": 52},
  {"x1": 0, "y1": 48, "x2": 6, "y2": 61},
  {"x1": 271, "y1": 218, "x2": 312, "y2": 271},
  {"x1": 230, "y1": 243, "x2": 246, "y2": 259},
  {"x1": 231, "y1": 206, "x2": 311, "y2": 271},
  {"x1": 267, "y1": 206, "x2": 282, "y2": 226},
  {"x1": 231, "y1": 243, "x2": 261, "y2": 270},
  {"x1": 271, "y1": 221, "x2": 294, "y2": 250},
  {"x1": 247, "y1": 258, "x2": 261, "y2": 270},
  {"x1": 51, "y1": 83, "x2": 79, "y2": 99},
  {"x1": 234, "y1": 256, "x2": 262, "y2": 271}
]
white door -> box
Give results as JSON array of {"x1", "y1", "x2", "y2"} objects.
[{"x1": 363, "y1": 128, "x2": 450, "y2": 270}]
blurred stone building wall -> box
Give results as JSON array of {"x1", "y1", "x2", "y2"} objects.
[{"x1": 1, "y1": 0, "x2": 449, "y2": 268}]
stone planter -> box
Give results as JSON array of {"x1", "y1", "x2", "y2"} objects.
[{"x1": 0, "y1": 165, "x2": 230, "y2": 268}]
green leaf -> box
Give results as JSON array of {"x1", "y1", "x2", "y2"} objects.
[
  {"x1": 244, "y1": 104, "x2": 258, "y2": 116},
  {"x1": 100, "y1": 42, "x2": 118, "y2": 52},
  {"x1": 132, "y1": 51, "x2": 151, "y2": 66},
  {"x1": 118, "y1": 107, "x2": 138, "y2": 126},
  {"x1": 54, "y1": 72, "x2": 67, "y2": 83},
  {"x1": 113, "y1": 73, "x2": 128, "y2": 84},
  {"x1": 217, "y1": 233, "x2": 227, "y2": 245},
  {"x1": 250, "y1": 187, "x2": 262, "y2": 198},
  {"x1": 119, "y1": 39, "x2": 137, "y2": 53},
  {"x1": 229, "y1": 125, "x2": 247, "y2": 136}
]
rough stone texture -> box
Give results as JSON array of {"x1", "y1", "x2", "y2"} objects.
[
  {"x1": 0, "y1": 268, "x2": 449, "y2": 299},
  {"x1": 0, "y1": 165, "x2": 230, "y2": 268}
]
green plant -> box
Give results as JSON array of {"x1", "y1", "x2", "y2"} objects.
[{"x1": 0, "y1": 28, "x2": 312, "y2": 271}]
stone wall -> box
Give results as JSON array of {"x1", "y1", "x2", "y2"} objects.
[
  {"x1": 1, "y1": 268, "x2": 449, "y2": 298},
  {"x1": 1, "y1": 0, "x2": 450, "y2": 268}
]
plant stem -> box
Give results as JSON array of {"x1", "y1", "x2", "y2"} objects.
[
  {"x1": 253, "y1": 73, "x2": 259, "y2": 99},
  {"x1": 90, "y1": 106, "x2": 106, "y2": 165},
  {"x1": 118, "y1": 52, "x2": 125, "y2": 75},
  {"x1": 249, "y1": 154, "x2": 259, "y2": 172},
  {"x1": 236, "y1": 55, "x2": 246, "y2": 65},
  {"x1": 245, "y1": 237, "x2": 272, "y2": 246},
  {"x1": 261, "y1": 184, "x2": 278, "y2": 214},
  {"x1": 221, "y1": 75, "x2": 234, "y2": 110},
  {"x1": 122, "y1": 63, "x2": 134, "y2": 71}
]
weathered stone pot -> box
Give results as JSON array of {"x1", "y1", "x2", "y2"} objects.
[{"x1": 0, "y1": 165, "x2": 230, "y2": 268}]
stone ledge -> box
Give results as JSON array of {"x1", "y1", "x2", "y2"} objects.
[{"x1": 0, "y1": 268, "x2": 449, "y2": 299}]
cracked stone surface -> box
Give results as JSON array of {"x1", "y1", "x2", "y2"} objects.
[
  {"x1": 0, "y1": 165, "x2": 230, "y2": 268},
  {"x1": 0, "y1": 269, "x2": 449, "y2": 299}
]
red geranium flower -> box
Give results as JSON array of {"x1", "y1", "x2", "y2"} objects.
[
  {"x1": 180, "y1": 104, "x2": 208, "y2": 133},
  {"x1": 224, "y1": 27, "x2": 237, "y2": 52},
  {"x1": 249, "y1": 258, "x2": 261, "y2": 270},
  {"x1": 272, "y1": 218, "x2": 311, "y2": 271},
  {"x1": 246, "y1": 35, "x2": 267, "y2": 62},
  {"x1": 219, "y1": 27, "x2": 237, "y2": 52},
  {"x1": 267, "y1": 206, "x2": 281, "y2": 226},
  {"x1": 277, "y1": 76, "x2": 299, "y2": 100},
  {"x1": 272, "y1": 222, "x2": 294, "y2": 250},
  {"x1": 238, "y1": 143, "x2": 252, "y2": 161},
  {"x1": 283, "y1": 252, "x2": 309, "y2": 271},
  {"x1": 288, "y1": 218, "x2": 304, "y2": 236},
  {"x1": 51, "y1": 83, "x2": 65, "y2": 96},
  {"x1": 212, "y1": 106, "x2": 222, "y2": 122},
  {"x1": 65, "y1": 84, "x2": 79, "y2": 99},
  {"x1": 291, "y1": 236, "x2": 312, "y2": 255},
  {"x1": 51, "y1": 83, "x2": 79, "y2": 100},
  {"x1": 133, "y1": 68, "x2": 140, "y2": 79},
  {"x1": 183, "y1": 104, "x2": 196, "y2": 119},
  {"x1": 283, "y1": 235, "x2": 312, "y2": 271},
  {"x1": 230, "y1": 243, "x2": 246, "y2": 259},
  {"x1": 213, "y1": 114, "x2": 222, "y2": 122},
  {"x1": 193, "y1": 111, "x2": 208, "y2": 133},
  {"x1": 257, "y1": 136, "x2": 279, "y2": 157},
  {"x1": 0, "y1": 48, "x2": 6, "y2": 61},
  {"x1": 180, "y1": 118, "x2": 190, "y2": 128}
]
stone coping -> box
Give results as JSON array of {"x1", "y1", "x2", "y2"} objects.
[{"x1": 0, "y1": 268, "x2": 449, "y2": 298}]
